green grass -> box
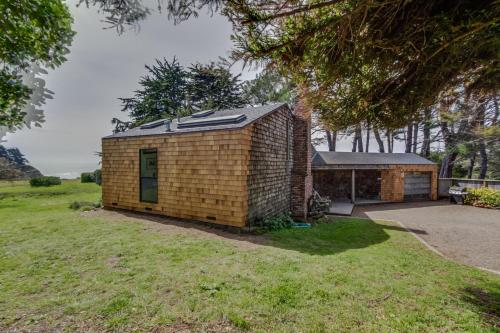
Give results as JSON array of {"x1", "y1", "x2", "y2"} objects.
[{"x1": 0, "y1": 180, "x2": 499, "y2": 332}]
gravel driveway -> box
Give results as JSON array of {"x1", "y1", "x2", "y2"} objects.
[{"x1": 353, "y1": 200, "x2": 500, "y2": 273}]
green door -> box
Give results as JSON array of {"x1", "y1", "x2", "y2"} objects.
[{"x1": 140, "y1": 149, "x2": 158, "y2": 203}]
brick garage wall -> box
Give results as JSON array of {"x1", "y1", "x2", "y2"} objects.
[
  {"x1": 101, "y1": 128, "x2": 252, "y2": 227},
  {"x1": 246, "y1": 106, "x2": 293, "y2": 224},
  {"x1": 380, "y1": 164, "x2": 438, "y2": 201}
]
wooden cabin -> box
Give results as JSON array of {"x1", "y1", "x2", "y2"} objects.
[{"x1": 101, "y1": 103, "x2": 312, "y2": 228}]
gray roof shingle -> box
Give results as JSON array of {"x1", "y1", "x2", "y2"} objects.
[
  {"x1": 312, "y1": 151, "x2": 435, "y2": 168},
  {"x1": 103, "y1": 103, "x2": 288, "y2": 139}
]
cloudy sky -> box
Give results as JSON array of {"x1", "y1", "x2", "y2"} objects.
[
  {"x1": 3, "y1": 0, "x2": 403, "y2": 178},
  {"x1": 4, "y1": 1, "x2": 248, "y2": 177}
]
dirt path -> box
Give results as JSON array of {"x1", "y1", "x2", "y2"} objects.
[{"x1": 353, "y1": 201, "x2": 500, "y2": 273}]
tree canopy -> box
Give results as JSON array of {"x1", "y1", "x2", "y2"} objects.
[
  {"x1": 225, "y1": 0, "x2": 499, "y2": 129},
  {"x1": 0, "y1": 0, "x2": 74, "y2": 128},
  {"x1": 243, "y1": 69, "x2": 296, "y2": 106},
  {"x1": 187, "y1": 62, "x2": 248, "y2": 110},
  {"x1": 0, "y1": 145, "x2": 29, "y2": 166},
  {"x1": 86, "y1": 0, "x2": 499, "y2": 129},
  {"x1": 119, "y1": 58, "x2": 188, "y2": 126},
  {"x1": 114, "y1": 58, "x2": 247, "y2": 131}
]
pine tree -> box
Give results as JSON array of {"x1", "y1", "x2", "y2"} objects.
[
  {"x1": 119, "y1": 58, "x2": 187, "y2": 127},
  {"x1": 187, "y1": 62, "x2": 246, "y2": 111},
  {"x1": 0, "y1": 145, "x2": 29, "y2": 165},
  {"x1": 114, "y1": 58, "x2": 248, "y2": 131},
  {"x1": 243, "y1": 69, "x2": 295, "y2": 106}
]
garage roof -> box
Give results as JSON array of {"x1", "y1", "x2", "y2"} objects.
[
  {"x1": 312, "y1": 151, "x2": 435, "y2": 169},
  {"x1": 103, "y1": 103, "x2": 288, "y2": 139}
]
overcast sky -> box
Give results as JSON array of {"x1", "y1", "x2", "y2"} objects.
[{"x1": 3, "y1": 0, "x2": 404, "y2": 178}]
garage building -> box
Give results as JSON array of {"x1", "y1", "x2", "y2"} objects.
[{"x1": 312, "y1": 152, "x2": 438, "y2": 203}]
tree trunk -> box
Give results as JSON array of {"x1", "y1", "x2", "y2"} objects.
[
  {"x1": 412, "y1": 122, "x2": 418, "y2": 153},
  {"x1": 356, "y1": 126, "x2": 364, "y2": 152},
  {"x1": 421, "y1": 108, "x2": 431, "y2": 158},
  {"x1": 439, "y1": 152, "x2": 458, "y2": 178},
  {"x1": 438, "y1": 97, "x2": 470, "y2": 178},
  {"x1": 439, "y1": 119, "x2": 455, "y2": 177},
  {"x1": 479, "y1": 143, "x2": 487, "y2": 179},
  {"x1": 352, "y1": 133, "x2": 357, "y2": 152},
  {"x1": 373, "y1": 127, "x2": 385, "y2": 152},
  {"x1": 365, "y1": 122, "x2": 370, "y2": 152},
  {"x1": 467, "y1": 152, "x2": 476, "y2": 179},
  {"x1": 326, "y1": 130, "x2": 336, "y2": 151},
  {"x1": 405, "y1": 124, "x2": 413, "y2": 153},
  {"x1": 386, "y1": 130, "x2": 393, "y2": 153},
  {"x1": 493, "y1": 96, "x2": 499, "y2": 126},
  {"x1": 477, "y1": 100, "x2": 488, "y2": 179}
]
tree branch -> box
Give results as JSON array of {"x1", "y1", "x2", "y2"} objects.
[{"x1": 241, "y1": 0, "x2": 344, "y2": 24}]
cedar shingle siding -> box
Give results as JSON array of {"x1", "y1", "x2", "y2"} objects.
[
  {"x1": 102, "y1": 129, "x2": 251, "y2": 227},
  {"x1": 247, "y1": 107, "x2": 293, "y2": 224},
  {"x1": 101, "y1": 104, "x2": 294, "y2": 228},
  {"x1": 380, "y1": 165, "x2": 438, "y2": 201}
]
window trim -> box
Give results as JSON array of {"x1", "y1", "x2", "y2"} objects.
[{"x1": 139, "y1": 148, "x2": 158, "y2": 203}]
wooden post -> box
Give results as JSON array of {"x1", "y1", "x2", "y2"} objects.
[{"x1": 351, "y1": 169, "x2": 356, "y2": 203}]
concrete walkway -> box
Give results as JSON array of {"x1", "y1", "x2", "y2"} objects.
[
  {"x1": 328, "y1": 202, "x2": 354, "y2": 215},
  {"x1": 353, "y1": 200, "x2": 500, "y2": 273}
]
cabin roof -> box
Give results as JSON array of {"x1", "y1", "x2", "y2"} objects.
[
  {"x1": 103, "y1": 103, "x2": 288, "y2": 139},
  {"x1": 312, "y1": 151, "x2": 435, "y2": 169}
]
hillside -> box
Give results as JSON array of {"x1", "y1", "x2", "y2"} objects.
[{"x1": 0, "y1": 146, "x2": 42, "y2": 180}]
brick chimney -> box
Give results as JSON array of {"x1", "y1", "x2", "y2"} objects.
[{"x1": 291, "y1": 96, "x2": 313, "y2": 220}]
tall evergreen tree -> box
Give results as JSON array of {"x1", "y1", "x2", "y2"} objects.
[
  {"x1": 115, "y1": 58, "x2": 247, "y2": 131},
  {"x1": 187, "y1": 62, "x2": 246, "y2": 111},
  {"x1": 6, "y1": 148, "x2": 29, "y2": 166},
  {"x1": 0, "y1": 145, "x2": 29, "y2": 166},
  {"x1": 243, "y1": 69, "x2": 295, "y2": 106},
  {"x1": 119, "y1": 58, "x2": 187, "y2": 127}
]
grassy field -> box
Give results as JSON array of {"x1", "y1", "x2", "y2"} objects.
[{"x1": 0, "y1": 180, "x2": 498, "y2": 332}]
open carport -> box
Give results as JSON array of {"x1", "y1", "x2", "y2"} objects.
[{"x1": 312, "y1": 152, "x2": 438, "y2": 214}]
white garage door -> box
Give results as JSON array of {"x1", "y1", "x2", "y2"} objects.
[{"x1": 404, "y1": 172, "x2": 431, "y2": 201}]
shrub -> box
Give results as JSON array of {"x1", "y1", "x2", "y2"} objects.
[
  {"x1": 261, "y1": 212, "x2": 294, "y2": 231},
  {"x1": 94, "y1": 169, "x2": 102, "y2": 185},
  {"x1": 80, "y1": 172, "x2": 95, "y2": 183},
  {"x1": 30, "y1": 176, "x2": 61, "y2": 187},
  {"x1": 464, "y1": 187, "x2": 500, "y2": 208}
]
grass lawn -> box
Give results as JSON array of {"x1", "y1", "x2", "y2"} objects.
[{"x1": 0, "y1": 180, "x2": 499, "y2": 332}]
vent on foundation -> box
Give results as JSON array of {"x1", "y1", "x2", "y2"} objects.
[
  {"x1": 112, "y1": 202, "x2": 118, "y2": 206},
  {"x1": 145, "y1": 207, "x2": 152, "y2": 211},
  {"x1": 206, "y1": 216, "x2": 216, "y2": 221}
]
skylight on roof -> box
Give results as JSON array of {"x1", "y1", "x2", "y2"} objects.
[
  {"x1": 178, "y1": 114, "x2": 247, "y2": 128},
  {"x1": 191, "y1": 110, "x2": 215, "y2": 118},
  {"x1": 139, "y1": 119, "x2": 166, "y2": 129}
]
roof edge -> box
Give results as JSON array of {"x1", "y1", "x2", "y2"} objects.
[{"x1": 102, "y1": 103, "x2": 289, "y2": 140}]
